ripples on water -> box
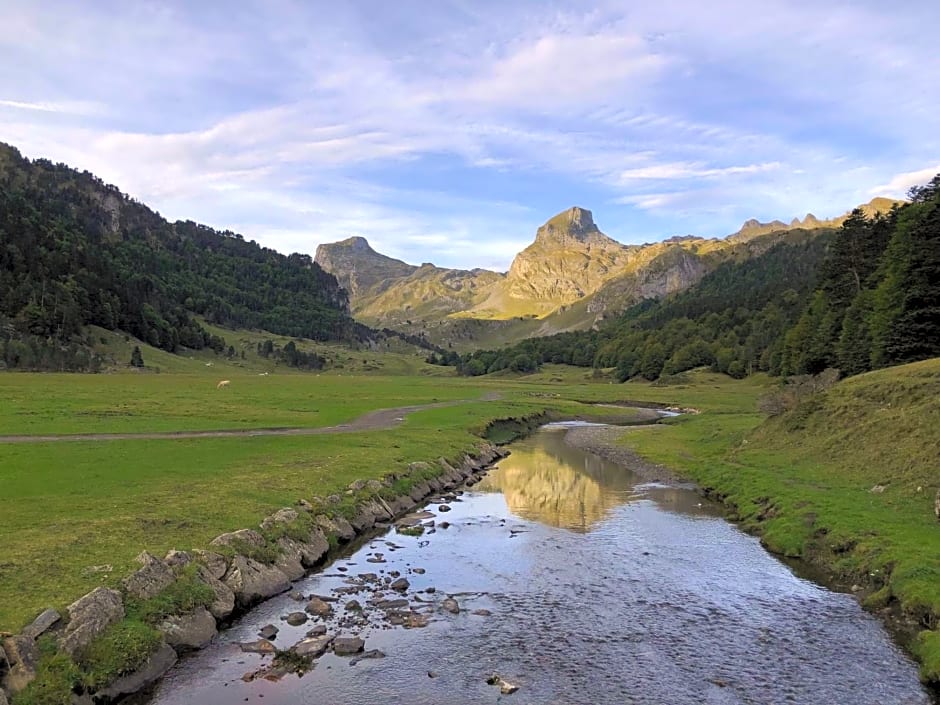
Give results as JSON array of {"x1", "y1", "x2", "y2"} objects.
[{"x1": 150, "y1": 426, "x2": 931, "y2": 705}]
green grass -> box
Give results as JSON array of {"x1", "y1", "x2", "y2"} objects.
[{"x1": 611, "y1": 361, "x2": 940, "y2": 683}]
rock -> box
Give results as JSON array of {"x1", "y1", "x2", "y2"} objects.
[
  {"x1": 348, "y1": 479, "x2": 367, "y2": 492},
  {"x1": 404, "y1": 613, "x2": 429, "y2": 628},
  {"x1": 376, "y1": 598, "x2": 409, "y2": 610},
  {"x1": 439, "y1": 522, "x2": 450, "y2": 530},
  {"x1": 345, "y1": 600, "x2": 362, "y2": 612},
  {"x1": 438, "y1": 505, "x2": 452, "y2": 513},
  {"x1": 259, "y1": 624, "x2": 279, "y2": 640},
  {"x1": 260, "y1": 508, "x2": 299, "y2": 531},
  {"x1": 349, "y1": 505, "x2": 376, "y2": 533},
  {"x1": 94, "y1": 643, "x2": 177, "y2": 702},
  {"x1": 305, "y1": 598, "x2": 333, "y2": 617},
  {"x1": 306, "y1": 625, "x2": 327, "y2": 637},
  {"x1": 21, "y1": 608, "x2": 61, "y2": 640},
  {"x1": 274, "y1": 547, "x2": 306, "y2": 582},
  {"x1": 297, "y1": 499, "x2": 314, "y2": 512},
  {"x1": 412, "y1": 567, "x2": 426, "y2": 574},
  {"x1": 870, "y1": 484, "x2": 887, "y2": 494},
  {"x1": 159, "y1": 608, "x2": 217, "y2": 652},
  {"x1": 332, "y1": 636, "x2": 365, "y2": 656},
  {"x1": 442, "y1": 598, "x2": 460, "y2": 614},
  {"x1": 316, "y1": 514, "x2": 356, "y2": 542},
  {"x1": 472, "y1": 609, "x2": 492, "y2": 617},
  {"x1": 163, "y1": 550, "x2": 193, "y2": 568},
  {"x1": 60, "y1": 587, "x2": 124, "y2": 657},
  {"x1": 193, "y1": 550, "x2": 229, "y2": 580},
  {"x1": 0, "y1": 688, "x2": 7, "y2": 705},
  {"x1": 291, "y1": 634, "x2": 333, "y2": 658},
  {"x1": 195, "y1": 565, "x2": 235, "y2": 621},
  {"x1": 390, "y1": 577, "x2": 410, "y2": 593},
  {"x1": 425, "y1": 586, "x2": 437, "y2": 594},
  {"x1": 222, "y1": 557, "x2": 291, "y2": 608},
  {"x1": 210, "y1": 528, "x2": 266, "y2": 551},
  {"x1": 486, "y1": 674, "x2": 520, "y2": 695},
  {"x1": 285, "y1": 612, "x2": 308, "y2": 626},
  {"x1": 240, "y1": 639, "x2": 277, "y2": 654},
  {"x1": 935, "y1": 489, "x2": 940, "y2": 521},
  {"x1": 122, "y1": 551, "x2": 175, "y2": 600},
  {"x1": 349, "y1": 649, "x2": 385, "y2": 666},
  {"x1": 1, "y1": 635, "x2": 39, "y2": 693},
  {"x1": 365, "y1": 480, "x2": 384, "y2": 492}
]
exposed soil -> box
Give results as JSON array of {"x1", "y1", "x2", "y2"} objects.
[{"x1": 562, "y1": 424, "x2": 683, "y2": 484}]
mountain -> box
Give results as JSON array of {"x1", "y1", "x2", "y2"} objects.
[
  {"x1": 314, "y1": 236, "x2": 416, "y2": 297},
  {"x1": 0, "y1": 142, "x2": 365, "y2": 370},
  {"x1": 728, "y1": 198, "x2": 899, "y2": 243}
]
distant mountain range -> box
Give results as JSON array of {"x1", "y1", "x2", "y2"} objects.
[{"x1": 315, "y1": 199, "x2": 899, "y2": 346}]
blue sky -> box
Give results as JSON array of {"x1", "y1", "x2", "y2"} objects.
[{"x1": 2, "y1": 0, "x2": 939, "y2": 270}]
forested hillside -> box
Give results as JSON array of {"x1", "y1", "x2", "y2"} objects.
[
  {"x1": 0, "y1": 143, "x2": 364, "y2": 370},
  {"x1": 454, "y1": 175, "x2": 939, "y2": 382}
]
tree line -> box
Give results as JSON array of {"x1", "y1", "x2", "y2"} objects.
[{"x1": 446, "y1": 175, "x2": 939, "y2": 382}]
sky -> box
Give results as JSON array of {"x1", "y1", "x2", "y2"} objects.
[{"x1": 2, "y1": 0, "x2": 939, "y2": 271}]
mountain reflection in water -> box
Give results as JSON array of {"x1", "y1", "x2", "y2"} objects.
[{"x1": 476, "y1": 425, "x2": 716, "y2": 531}]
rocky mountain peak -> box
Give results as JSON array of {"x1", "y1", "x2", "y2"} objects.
[
  {"x1": 535, "y1": 207, "x2": 600, "y2": 245},
  {"x1": 315, "y1": 236, "x2": 416, "y2": 298}
]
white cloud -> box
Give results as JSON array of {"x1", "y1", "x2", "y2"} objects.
[{"x1": 870, "y1": 165, "x2": 940, "y2": 198}]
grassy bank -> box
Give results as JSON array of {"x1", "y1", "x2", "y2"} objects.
[
  {"x1": 0, "y1": 368, "x2": 649, "y2": 632},
  {"x1": 614, "y1": 362, "x2": 940, "y2": 682}
]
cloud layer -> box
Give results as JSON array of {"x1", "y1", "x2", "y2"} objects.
[{"x1": 2, "y1": 0, "x2": 938, "y2": 269}]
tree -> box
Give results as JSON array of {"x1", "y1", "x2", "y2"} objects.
[{"x1": 130, "y1": 345, "x2": 144, "y2": 367}]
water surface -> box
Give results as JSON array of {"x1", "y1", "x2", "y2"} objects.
[{"x1": 150, "y1": 425, "x2": 930, "y2": 705}]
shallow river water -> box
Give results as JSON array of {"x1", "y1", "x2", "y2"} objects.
[{"x1": 150, "y1": 424, "x2": 931, "y2": 705}]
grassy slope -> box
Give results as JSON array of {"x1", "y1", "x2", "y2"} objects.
[
  {"x1": 615, "y1": 362, "x2": 940, "y2": 681},
  {"x1": 0, "y1": 361, "x2": 649, "y2": 631}
]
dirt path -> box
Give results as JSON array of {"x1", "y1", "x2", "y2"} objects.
[{"x1": 0, "y1": 398, "x2": 492, "y2": 444}]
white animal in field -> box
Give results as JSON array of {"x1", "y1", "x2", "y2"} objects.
[{"x1": 216, "y1": 380, "x2": 230, "y2": 389}]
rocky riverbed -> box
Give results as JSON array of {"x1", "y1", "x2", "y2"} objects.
[{"x1": 148, "y1": 424, "x2": 932, "y2": 705}]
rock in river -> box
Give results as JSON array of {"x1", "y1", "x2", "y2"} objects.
[
  {"x1": 285, "y1": 612, "x2": 308, "y2": 626},
  {"x1": 306, "y1": 597, "x2": 333, "y2": 617},
  {"x1": 259, "y1": 624, "x2": 279, "y2": 640},
  {"x1": 442, "y1": 598, "x2": 460, "y2": 614},
  {"x1": 333, "y1": 636, "x2": 365, "y2": 656}
]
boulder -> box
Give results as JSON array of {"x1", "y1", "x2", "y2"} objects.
[
  {"x1": 223, "y1": 557, "x2": 290, "y2": 608},
  {"x1": 486, "y1": 674, "x2": 519, "y2": 695},
  {"x1": 349, "y1": 505, "x2": 376, "y2": 533},
  {"x1": 195, "y1": 565, "x2": 235, "y2": 621},
  {"x1": 240, "y1": 640, "x2": 276, "y2": 654},
  {"x1": 365, "y1": 480, "x2": 384, "y2": 492},
  {"x1": 163, "y1": 550, "x2": 193, "y2": 568},
  {"x1": 305, "y1": 598, "x2": 332, "y2": 617},
  {"x1": 260, "y1": 508, "x2": 299, "y2": 532},
  {"x1": 210, "y1": 529, "x2": 266, "y2": 551},
  {"x1": 315, "y1": 515, "x2": 356, "y2": 542},
  {"x1": 306, "y1": 625, "x2": 327, "y2": 637},
  {"x1": 349, "y1": 649, "x2": 385, "y2": 665},
  {"x1": 282, "y1": 529, "x2": 329, "y2": 567},
  {"x1": 258, "y1": 624, "x2": 279, "y2": 640},
  {"x1": 408, "y1": 482, "x2": 431, "y2": 503},
  {"x1": 193, "y1": 550, "x2": 229, "y2": 580},
  {"x1": 122, "y1": 552, "x2": 175, "y2": 601},
  {"x1": 442, "y1": 598, "x2": 460, "y2": 614},
  {"x1": 93, "y1": 642, "x2": 177, "y2": 703},
  {"x1": 1, "y1": 636, "x2": 38, "y2": 694},
  {"x1": 159, "y1": 608, "x2": 217, "y2": 652},
  {"x1": 291, "y1": 634, "x2": 333, "y2": 658},
  {"x1": 274, "y1": 546, "x2": 305, "y2": 582},
  {"x1": 332, "y1": 636, "x2": 365, "y2": 656},
  {"x1": 390, "y1": 577, "x2": 410, "y2": 593},
  {"x1": 285, "y1": 612, "x2": 308, "y2": 626},
  {"x1": 60, "y1": 588, "x2": 124, "y2": 658},
  {"x1": 21, "y1": 608, "x2": 61, "y2": 640}
]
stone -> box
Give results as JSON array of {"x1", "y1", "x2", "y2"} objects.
[
  {"x1": 390, "y1": 578, "x2": 409, "y2": 593},
  {"x1": 297, "y1": 499, "x2": 314, "y2": 512},
  {"x1": 240, "y1": 640, "x2": 276, "y2": 654},
  {"x1": 0, "y1": 688, "x2": 7, "y2": 705},
  {"x1": 163, "y1": 550, "x2": 193, "y2": 568},
  {"x1": 285, "y1": 612, "x2": 308, "y2": 626},
  {"x1": 195, "y1": 565, "x2": 235, "y2": 621},
  {"x1": 935, "y1": 489, "x2": 940, "y2": 521},
  {"x1": 365, "y1": 480, "x2": 384, "y2": 492},
  {"x1": 260, "y1": 508, "x2": 299, "y2": 531},
  {"x1": 349, "y1": 649, "x2": 385, "y2": 666},
  {"x1": 94, "y1": 643, "x2": 177, "y2": 702},
  {"x1": 259, "y1": 624, "x2": 279, "y2": 640},
  {"x1": 287, "y1": 529, "x2": 330, "y2": 567},
  {"x1": 193, "y1": 550, "x2": 229, "y2": 580},
  {"x1": 472, "y1": 609, "x2": 492, "y2": 617},
  {"x1": 222, "y1": 557, "x2": 291, "y2": 608},
  {"x1": 1, "y1": 635, "x2": 39, "y2": 694},
  {"x1": 290, "y1": 590, "x2": 306, "y2": 601},
  {"x1": 210, "y1": 528, "x2": 266, "y2": 551},
  {"x1": 274, "y1": 547, "x2": 306, "y2": 582},
  {"x1": 442, "y1": 598, "x2": 460, "y2": 614},
  {"x1": 316, "y1": 514, "x2": 356, "y2": 542},
  {"x1": 291, "y1": 634, "x2": 333, "y2": 658},
  {"x1": 159, "y1": 608, "x2": 217, "y2": 652},
  {"x1": 487, "y1": 674, "x2": 520, "y2": 695},
  {"x1": 348, "y1": 479, "x2": 367, "y2": 492},
  {"x1": 345, "y1": 600, "x2": 362, "y2": 612},
  {"x1": 349, "y1": 505, "x2": 376, "y2": 533},
  {"x1": 306, "y1": 625, "x2": 327, "y2": 637},
  {"x1": 21, "y1": 608, "x2": 61, "y2": 640},
  {"x1": 122, "y1": 551, "x2": 175, "y2": 600},
  {"x1": 332, "y1": 636, "x2": 365, "y2": 656},
  {"x1": 376, "y1": 598, "x2": 409, "y2": 610},
  {"x1": 438, "y1": 505, "x2": 452, "y2": 513},
  {"x1": 305, "y1": 598, "x2": 333, "y2": 617},
  {"x1": 59, "y1": 587, "x2": 124, "y2": 657},
  {"x1": 870, "y1": 484, "x2": 887, "y2": 494},
  {"x1": 404, "y1": 613, "x2": 429, "y2": 628}
]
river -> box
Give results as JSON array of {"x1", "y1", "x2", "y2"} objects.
[{"x1": 149, "y1": 423, "x2": 931, "y2": 704}]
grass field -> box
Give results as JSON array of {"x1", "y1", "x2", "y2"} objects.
[{"x1": 0, "y1": 358, "x2": 649, "y2": 632}]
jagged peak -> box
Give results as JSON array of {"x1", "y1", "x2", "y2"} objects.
[
  {"x1": 535, "y1": 206, "x2": 601, "y2": 244},
  {"x1": 333, "y1": 235, "x2": 374, "y2": 252}
]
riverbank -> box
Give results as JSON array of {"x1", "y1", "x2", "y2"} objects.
[{"x1": 570, "y1": 362, "x2": 940, "y2": 687}]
